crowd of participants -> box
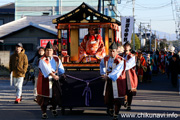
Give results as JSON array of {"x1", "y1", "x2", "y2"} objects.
[{"x1": 129, "y1": 49, "x2": 180, "y2": 88}]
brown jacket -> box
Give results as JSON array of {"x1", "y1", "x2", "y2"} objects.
[{"x1": 9, "y1": 48, "x2": 28, "y2": 77}]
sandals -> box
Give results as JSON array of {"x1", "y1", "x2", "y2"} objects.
[
  {"x1": 52, "y1": 110, "x2": 58, "y2": 116},
  {"x1": 113, "y1": 114, "x2": 118, "y2": 120},
  {"x1": 124, "y1": 102, "x2": 128, "y2": 108},
  {"x1": 127, "y1": 106, "x2": 131, "y2": 111},
  {"x1": 41, "y1": 113, "x2": 48, "y2": 119},
  {"x1": 107, "y1": 108, "x2": 114, "y2": 117}
]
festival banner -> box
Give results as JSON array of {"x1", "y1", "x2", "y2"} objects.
[{"x1": 121, "y1": 16, "x2": 134, "y2": 45}]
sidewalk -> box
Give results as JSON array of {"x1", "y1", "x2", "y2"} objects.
[{"x1": 0, "y1": 77, "x2": 10, "y2": 80}]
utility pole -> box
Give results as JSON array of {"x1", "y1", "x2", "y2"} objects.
[
  {"x1": 145, "y1": 27, "x2": 147, "y2": 50},
  {"x1": 60, "y1": 0, "x2": 62, "y2": 15},
  {"x1": 149, "y1": 19, "x2": 152, "y2": 51},
  {"x1": 139, "y1": 22, "x2": 142, "y2": 48},
  {"x1": 158, "y1": 35, "x2": 160, "y2": 50},
  {"x1": 111, "y1": 0, "x2": 115, "y2": 18},
  {"x1": 98, "y1": 0, "x2": 101, "y2": 13},
  {"x1": 139, "y1": 22, "x2": 151, "y2": 50},
  {"x1": 154, "y1": 30, "x2": 156, "y2": 51},
  {"x1": 173, "y1": 0, "x2": 180, "y2": 50},
  {"x1": 103, "y1": 0, "x2": 104, "y2": 14},
  {"x1": 132, "y1": 0, "x2": 135, "y2": 50},
  {"x1": 59, "y1": 0, "x2": 62, "y2": 15}
]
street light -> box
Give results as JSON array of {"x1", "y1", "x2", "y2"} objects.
[
  {"x1": 108, "y1": 2, "x2": 114, "y2": 11},
  {"x1": 104, "y1": 0, "x2": 114, "y2": 11}
]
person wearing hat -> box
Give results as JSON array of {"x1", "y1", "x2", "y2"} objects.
[
  {"x1": 100, "y1": 42, "x2": 126, "y2": 120},
  {"x1": 78, "y1": 26, "x2": 106, "y2": 63},
  {"x1": 36, "y1": 41, "x2": 66, "y2": 119},
  {"x1": 9, "y1": 43, "x2": 28, "y2": 103}
]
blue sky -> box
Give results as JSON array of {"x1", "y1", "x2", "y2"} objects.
[
  {"x1": 117, "y1": 0, "x2": 178, "y2": 40},
  {"x1": 0, "y1": 0, "x2": 179, "y2": 40}
]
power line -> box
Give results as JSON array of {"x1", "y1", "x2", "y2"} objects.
[
  {"x1": 136, "y1": 18, "x2": 174, "y2": 21},
  {"x1": 118, "y1": 2, "x2": 172, "y2": 11},
  {"x1": 136, "y1": 15, "x2": 173, "y2": 19},
  {"x1": 136, "y1": 2, "x2": 171, "y2": 9},
  {"x1": 118, "y1": 0, "x2": 131, "y2": 13},
  {"x1": 171, "y1": 0, "x2": 175, "y2": 20}
]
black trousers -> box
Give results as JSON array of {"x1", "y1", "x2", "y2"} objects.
[{"x1": 125, "y1": 90, "x2": 133, "y2": 106}]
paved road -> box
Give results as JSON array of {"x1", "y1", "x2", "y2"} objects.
[{"x1": 0, "y1": 73, "x2": 180, "y2": 120}]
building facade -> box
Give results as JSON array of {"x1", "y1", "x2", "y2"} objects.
[
  {"x1": 15, "y1": 0, "x2": 116, "y2": 20},
  {"x1": 0, "y1": 3, "x2": 15, "y2": 25},
  {"x1": 0, "y1": 15, "x2": 57, "y2": 59}
]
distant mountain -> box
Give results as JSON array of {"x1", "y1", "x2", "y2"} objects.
[
  {"x1": 134, "y1": 27, "x2": 177, "y2": 41},
  {"x1": 153, "y1": 30, "x2": 177, "y2": 41}
]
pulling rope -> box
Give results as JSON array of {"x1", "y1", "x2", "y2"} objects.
[{"x1": 66, "y1": 74, "x2": 101, "y2": 106}]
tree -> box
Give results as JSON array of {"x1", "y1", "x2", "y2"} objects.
[
  {"x1": 159, "y1": 39, "x2": 168, "y2": 50},
  {"x1": 131, "y1": 34, "x2": 140, "y2": 51},
  {"x1": 151, "y1": 39, "x2": 158, "y2": 51}
]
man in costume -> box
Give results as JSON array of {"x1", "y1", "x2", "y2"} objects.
[
  {"x1": 78, "y1": 26, "x2": 106, "y2": 63},
  {"x1": 37, "y1": 41, "x2": 66, "y2": 119},
  {"x1": 122, "y1": 42, "x2": 138, "y2": 111},
  {"x1": 100, "y1": 42, "x2": 126, "y2": 120},
  {"x1": 137, "y1": 51, "x2": 147, "y2": 82}
]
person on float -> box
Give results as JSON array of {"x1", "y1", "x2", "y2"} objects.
[{"x1": 78, "y1": 26, "x2": 106, "y2": 62}]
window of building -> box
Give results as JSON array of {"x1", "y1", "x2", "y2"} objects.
[
  {"x1": 23, "y1": 43, "x2": 33, "y2": 51},
  {"x1": 0, "y1": 19, "x2": 4, "y2": 26},
  {"x1": 42, "y1": 12, "x2": 49, "y2": 16}
]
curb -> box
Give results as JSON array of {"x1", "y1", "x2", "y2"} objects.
[{"x1": 0, "y1": 77, "x2": 10, "y2": 80}]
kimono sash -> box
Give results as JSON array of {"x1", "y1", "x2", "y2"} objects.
[
  {"x1": 37, "y1": 55, "x2": 59, "y2": 98},
  {"x1": 126, "y1": 53, "x2": 138, "y2": 91},
  {"x1": 103, "y1": 55, "x2": 126, "y2": 98}
]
